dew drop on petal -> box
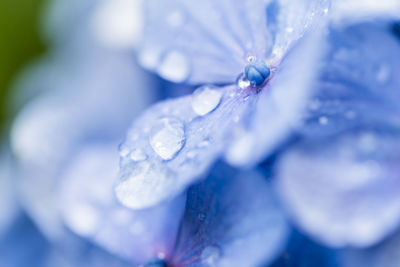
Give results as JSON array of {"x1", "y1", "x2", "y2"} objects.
[
  {"x1": 236, "y1": 73, "x2": 251, "y2": 89},
  {"x1": 115, "y1": 162, "x2": 175, "y2": 209},
  {"x1": 158, "y1": 50, "x2": 190, "y2": 83},
  {"x1": 201, "y1": 245, "x2": 221, "y2": 265},
  {"x1": 191, "y1": 85, "x2": 222, "y2": 116},
  {"x1": 149, "y1": 117, "x2": 186, "y2": 160},
  {"x1": 129, "y1": 149, "x2": 148, "y2": 162}
]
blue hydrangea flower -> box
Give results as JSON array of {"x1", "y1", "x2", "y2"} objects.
[{"x1": 116, "y1": 0, "x2": 330, "y2": 210}]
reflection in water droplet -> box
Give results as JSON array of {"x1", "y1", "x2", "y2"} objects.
[
  {"x1": 236, "y1": 73, "x2": 251, "y2": 89},
  {"x1": 130, "y1": 149, "x2": 147, "y2": 162},
  {"x1": 201, "y1": 245, "x2": 221, "y2": 265},
  {"x1": 191, "y1": 85, "x2": 222, "y2": 116},
  {"x1": 158, "y1": 50, "x2": 190, "y2": 83},
  {"x1": 149, "y1": 117, "x2": 185, "y2": 160}
]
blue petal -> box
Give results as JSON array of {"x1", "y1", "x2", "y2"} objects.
[
  {"x1": 331, "y1": 0, "x2": 400, "y2": 25},
  {"x1": 276, "y1": 130, "x2": 400, "y2": 247},
  {"x1": 171, "y1": 164, "x2": 289, "y2": 267},
  {"x1": 115, "y1": 85, "x2": 257, "y2": 209},
  {"x1": 139, "y1": 0, "x2": 329, "y2": 84},
  {"x1": 271, "y1": 230, "x2": 339, "y2": 267},
  {"x1": 299, "y1": 23, "x2": 400, "y2": 139},
  {"x1": 59, "y1": 143, "x2": 186, "y2": 264},
  {"x1": 226, "y1": 25, "x2": 327, "y2": 166},
  {"x1": 341, "y1": 231, "x2": 400, "y2": 267}
]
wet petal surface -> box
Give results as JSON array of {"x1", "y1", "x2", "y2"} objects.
[
  {"x1": 116, "y1": 85, "x2": 256, "y2": 209},
  {"x1": 139, "y1": 0, "x2": 329, "y2": 84}
]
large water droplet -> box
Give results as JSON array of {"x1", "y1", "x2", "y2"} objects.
[
  {"x1": 201, "y1": 245, "x2": 221, "y2": 265},
  {"x1": 149, "y1": 117, "x2": 185, "y2": 160},
  {"x1": 158, "y1": 50, "x2": 190, "y2": 83},
  {"x1": 130, "y1": 149, "x2": 147, "y2": 162},
  {"x1": 115, "y1": 162, "x2": 175, "y2": 209},
  {"x1": 191, "y1": 85, "x2": 222, "y2": 116}
]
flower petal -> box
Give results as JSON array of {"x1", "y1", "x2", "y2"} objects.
[
  {"x1": 341, "y1": 231, "x2": 400, "y2": 267},
  {"x1": 140, "y1": 0, "x2": 330, "y2": 84},
  {"x1": 299, "y1": 22, "x2": 400, "y2": 139},
  {"x1": 226, "y1": 25, "x2": 327, "y2": 166},
  {"x1": 276, "y1": 130, "x2": 400, "y2": 247},
  {"x1": 171, "y1": 164, "x2": 289, "y2": 267},
  {"x1": 11, "y1": 51, "x2": 153, "y2": 239},
  {"x1": 60, "y1": 143, "x2": 185, "y2": 264},
  {"x1": 115, "y1": 85, "x2": 256, "y2": 209}
]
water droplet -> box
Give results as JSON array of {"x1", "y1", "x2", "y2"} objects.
[
  {"x1": 236, "y1": 73, "x2": 250, "y2": 89},
  {"x1": 247, "y1": 55, "x2": 256, "y2": 62},
  {"x1": 149, "y1": 117, "x2": 185, "y2": 160},
  {"x1": 158, "y1": 50, "x2": 190, "y2": 83},
  {"x1": 115, "y1": 162, "x2": 175, "y2": 209},
  {"x1": 130, "y1": 149, "x2": 147, "y2": 162},
  {"x1": 191, "y1": 85, "x2": 222, "y2": 116},
  {"x1": 319, "y1": 116, "x2": 328, "y2": 125},
  {"x1": 201, "y1": 245, "x2": 221, "y2": 265},
  {"x1": 198, "y1": 139, "x2": 210, "y2": 148}
]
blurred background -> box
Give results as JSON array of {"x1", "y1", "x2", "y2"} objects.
[{"x1": 0, "y1": 0, "x2": 46, "y2": 135}]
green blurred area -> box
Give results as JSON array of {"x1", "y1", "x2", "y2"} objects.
[{"x1": 0, "y1": 0, "x2": 46, "y2": 133}]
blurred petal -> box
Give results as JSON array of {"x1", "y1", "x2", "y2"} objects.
[
  {"x1": 276, "y1": 130, "x2": 400, "y2": 247},
  {"x1": 341, "y1": 231, "x2": 400, "y2": 267},
  {"x1": 11, "y1": 51, "x2": 153, "y2": 239},
  {"x1": 332, "y1": 0, "x2": 400, "y2": 25},
  {"x1": 116, "y1": 85, "x2": 256, "y2": 209},
  {"x1": 60, "y1": 143, "x2": 185, "y2": 264},
  {"x1": 171, "y1": 165, "x2": 289, "y2": 267},
  {"x1": 299, "y1": 22, "x2": 400, "y2": 139},
  {"x1": 139, "y1": 0, "x2": 329, "y2": 84},
  {"x1": 271, "y1": 231, "x2": 339, "y2": 267},
  {"x1": 226, "y1": 25, "x2": 327, "y2": 166}
]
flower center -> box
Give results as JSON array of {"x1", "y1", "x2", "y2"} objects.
[{"x1": 244, "y1": 56, "x2": 271, "y2": 87}]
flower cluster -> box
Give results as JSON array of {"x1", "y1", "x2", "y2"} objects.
[{"x1": 3, "y1": 0, "x2": 400, "y2": 266}]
